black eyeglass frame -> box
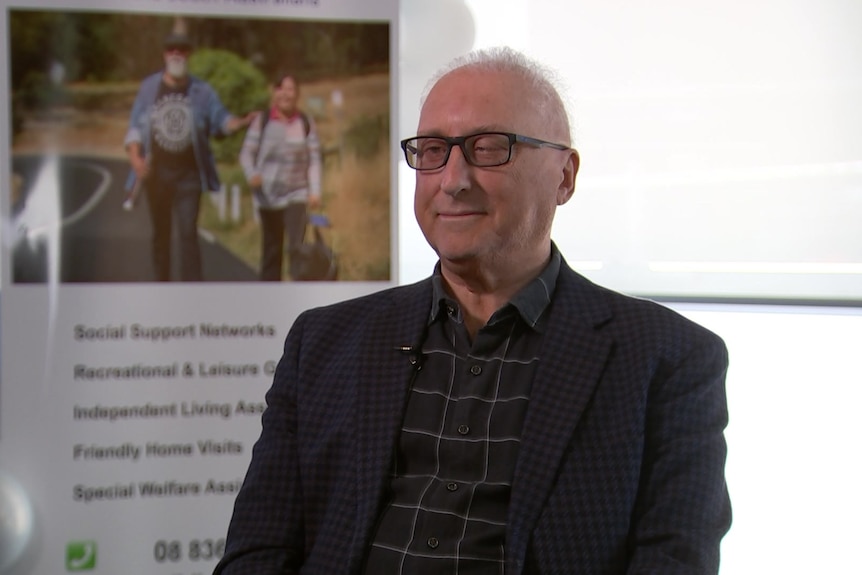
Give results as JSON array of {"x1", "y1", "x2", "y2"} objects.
[{"x1": 400, "y1": 132, "x2": 571, "y2": 170}]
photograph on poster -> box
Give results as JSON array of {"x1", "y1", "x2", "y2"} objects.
[{"x1": 8, "y1": 9, "x2": 391, "y2": 283}]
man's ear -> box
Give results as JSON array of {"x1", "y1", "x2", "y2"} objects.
[{"x1": 557, "y1": 148, "x2": 579, "y2": 205}]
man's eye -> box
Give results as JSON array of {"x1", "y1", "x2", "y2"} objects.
[
  {"x1": 420, "y1": 143, "x2": 447, "y2": 156},
  {"x1": 471, "y1": 137, "x2": 507, "y2": 153}
]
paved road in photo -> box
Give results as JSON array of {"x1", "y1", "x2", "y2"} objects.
[{"x1": 11, "y1": 154, "x2": 256, "y2": 283}]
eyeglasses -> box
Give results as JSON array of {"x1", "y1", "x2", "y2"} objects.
[{"x1": 400, "y1": 132, "x2": 570, "y2": 171}]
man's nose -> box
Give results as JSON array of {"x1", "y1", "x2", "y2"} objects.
[{"x1": 440, "y1": 144, "x2": 471, "y2": 196}]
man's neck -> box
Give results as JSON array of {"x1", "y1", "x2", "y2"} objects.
[
  {"x1": 440, "y1": 248, "x2": 550, "y2": 337},
  {"x1": 162, "y1": 72, "x2": 189, "y2": 88}
]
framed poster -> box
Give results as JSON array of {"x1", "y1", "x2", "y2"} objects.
[{"x1": 0, "y1": 1, "x2": 398, "y2": 573}]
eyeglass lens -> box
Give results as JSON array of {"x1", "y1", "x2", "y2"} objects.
[{"x1": 405, "y1": 133, "x2": 512, "y2": 169}]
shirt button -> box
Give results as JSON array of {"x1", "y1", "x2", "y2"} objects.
[
  {"x1": 447, "y1": 482, "x2": 458, "y2": 492},
  {"x1": 457, "y1": 424, "x2": 470, "y2": 435},
  {"x1": 427, "y1": 537, "x2": 439, "y2": 549},
  {"x1": 470, "y1": 365, "x2": 482, "y2": 375}
]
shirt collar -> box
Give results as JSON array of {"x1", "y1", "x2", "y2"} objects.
[
  {"x1": 429, "y1": 244, "x2": 562, "y2": 332},
  {"x1": 270, "y1": 107, "x2": 302, "y2": 122}
]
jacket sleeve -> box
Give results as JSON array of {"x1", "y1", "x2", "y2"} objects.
[
  {"x1": 214, "y1": 315, "x2": 308, "y2": 574},
  {"x1": 201, "y1": 81, "x2": 233, "y2": 138},
  {"x1": 123, "y1": 75, "x2": 154, "y2": 192},
  {"x1": 626, "y1": 329, "x2": 732, "y2": 574},
  {"x1": 124, "y1": 77, "x2": 149, "y2": 150}
]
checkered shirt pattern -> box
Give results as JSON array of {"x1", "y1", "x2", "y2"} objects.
[{"x1": 363, "y1": 253, "x2": 561, "y2": 574}]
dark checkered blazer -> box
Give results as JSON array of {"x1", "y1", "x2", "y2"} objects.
[{"x1": 215, "y1": 258, "x2": 731, "y2": 574}]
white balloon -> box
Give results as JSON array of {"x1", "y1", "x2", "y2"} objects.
[
  {"x1": 399, "y1": 0, "x2": 477, "y2": 135},
  {"x1": 400, "y1": 0, "x2": 476, "y2": 70}
]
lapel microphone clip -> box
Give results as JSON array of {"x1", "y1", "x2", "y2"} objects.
[{"x1": 395, "y1": 345, "x2": 424, "y2": 370}]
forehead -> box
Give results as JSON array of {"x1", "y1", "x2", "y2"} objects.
[
  {"x1": 418, "y1": 68, "x2": 537, "y2": 134},
  {"x1": 277, "y1": 77, "x2": 298, "y2": 90}
]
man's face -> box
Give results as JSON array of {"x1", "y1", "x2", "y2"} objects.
[
  {"x1": 274, "y1": 77, "x2": 299, "y2": 115},
  {"x1": 413, "y1": 68, "x2": 576, "y2": 271},
  {"x1": 163, "y1": 46, "x2": 190, "y2": 80}
]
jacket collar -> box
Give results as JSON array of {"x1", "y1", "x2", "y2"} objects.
[{"x1": 351, "y1": 280, "x2": 434, "y2": 568}]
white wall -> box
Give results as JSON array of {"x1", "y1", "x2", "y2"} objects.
[
  {"x1": 676, "y1": 303, "x2": 862, "y2": 573},
  {"x1": 399, "y1": 0, "x2": 862, "y2": 300}
]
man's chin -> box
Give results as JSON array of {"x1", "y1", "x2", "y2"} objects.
[{"x1": 436, "y1": 246, "x2": 483, "y2": 267}]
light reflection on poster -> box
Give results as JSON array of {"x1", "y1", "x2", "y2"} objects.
[{"x1": 0, "y1": 1, "x2": 397, "y2": 573}]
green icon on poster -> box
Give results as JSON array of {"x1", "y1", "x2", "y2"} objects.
[{"x1": 66, "y1": 540, "x2": 97, "y2": 571}]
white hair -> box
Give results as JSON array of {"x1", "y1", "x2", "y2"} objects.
[{"x1": 420, "y1": 46, "x2": 574, "y2": 144}]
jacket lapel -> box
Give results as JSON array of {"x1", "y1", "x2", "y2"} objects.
[
  {"x1": 506, "y1": 266, "x2": 615, "y2": 572},
  {"x1": 351, "y1": 282, "x2": 433, "y2": 562}
]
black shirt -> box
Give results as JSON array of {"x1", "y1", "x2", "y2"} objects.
[
  {"x1": 363, "y1": 248, "x2": 562, "y2": 574},
  {"x1": 150, "y1": 78, "x2": 197, "y2": 173}
]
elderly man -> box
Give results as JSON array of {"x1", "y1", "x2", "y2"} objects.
[
  {"x1": 124, "y1": 32, "x2": 254, "y2": 281},
  {"x1": 215, "y1": 46, "x2": 731, "y2": 574}
]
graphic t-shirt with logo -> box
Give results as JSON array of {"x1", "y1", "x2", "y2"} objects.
[{"x1": 150, "y1": 80, "x2": 198, "y2": 175}]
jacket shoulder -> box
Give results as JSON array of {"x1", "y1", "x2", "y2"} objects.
[
  {"x1": 292, "y1": 279, "x2": 431, "y2": 340},
  {"x1": 557, "y1": 263, "x2": 726, "y2": 355}
]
